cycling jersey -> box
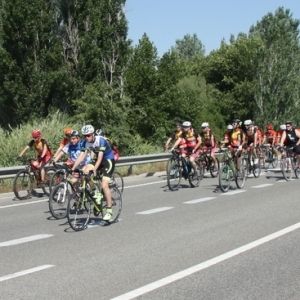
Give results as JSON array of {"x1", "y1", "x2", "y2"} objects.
[
  {"x1": 265, "y1": 129, "x2": 277, "y2": 144},
  {"x1": 286, "y1": 128, "x2": 299, "y2": 147},
  {"x1": 81, "y1": 135, "x2": 114, "y2": 160},
  {"x1": 59, "y1": 137, "x2": 69, "y2": 148},
  {"x1": 28, "y1": 138, "x2": 52, "y2": 163},
  {"x1": 200, "y1": 130, "x2": 215, "y2": 147},
  {"x1": 62, "y1": 140, "x2": 91, "y2": 166}
]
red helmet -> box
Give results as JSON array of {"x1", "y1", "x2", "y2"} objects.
[
  {"x1": 32, "y1": 129, "x2": 41, "y2": 139},
  {"x1": 266, "y1": 124, "x2": 273, "y2": 130}
]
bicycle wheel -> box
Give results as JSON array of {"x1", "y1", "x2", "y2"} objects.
[
  {"x1": 166, "y1": 158, "x2": 182, "y2": 191},
  {"x1": 219, "y1": 163, "x2": 233, "y2": 192},
  {"x1": 280, "y1": 157, "x2": 292, "y2": 181},
  {"x1": 252, "y1": 157, "x2": 262, "y2": 178},
  {"x1": 50, "y1": 169, "x2": 66, "y2": 190},
  {"x1": 42, "y1": 167, "x2": 56, "y2": 196},
  {"x1": 271, "y1": 150, "x2": 279, "y2": 168},
  {"x1": 13, "y1": 170, "x2": 33, "y2": 200},
  {"x1": 209, "y1": 158, "x2": 219, "y2": 177},
  {"x1": 102, "y1": 186, "x2": 122, "y2": 223},
  {"x1": 49, "y1": 182, "x2": 73, "y2": 219},
  {"x1": 110, "y1": 172, "x2": 124, "y2": 193},
  {"x1": 235, "y1": 158, "x2": 247, "y2": 189},
  {"x1": 188, "y1": 165, "x2": 201, "y2": 188},
  {"x1": 67, "y1": 193, "x2": 91, "y2": 231}
]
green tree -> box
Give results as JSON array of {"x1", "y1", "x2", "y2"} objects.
[{"x1": 250, "y1": 7, "x2": 300, "y2": 125}]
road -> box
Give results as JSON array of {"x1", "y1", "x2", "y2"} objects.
[{"x1": 0, "y1": 168, "x2": 299, "y2": 299}]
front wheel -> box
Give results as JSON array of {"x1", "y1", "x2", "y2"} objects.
[
  {"x1": 42, "y1": 167, "x2": 57, "y2": 196},
  {"x1": 49, "y1": 182, "x2": 73, "y2": 219},
  {"x1": 219, "y1": 163, "x2": 233, "y2": 192},
  {"x1": 67, "y1": 193, "x2": 91, "y2": 231},
  {"x1": 188, "y1": 165, "x2": 201, "y2": 188},
  {"x1": 13, "y1": 170, "x2": 33, "y2": 200},
  {"x1": 209, "y1": 158, "x2": 219, "y2": 177},
  {"x1": 235, "y1": 158, "x2": 247, "y2": 189},
  {"x1": 281, "y1": 157, "x2": 293, "y2": 181},
  {"x1": 252, "y1": 157, "x2": 262, "y2": 178},
  {"x1": 166, "y1": 159, "x2": 182, "y2": 191}
]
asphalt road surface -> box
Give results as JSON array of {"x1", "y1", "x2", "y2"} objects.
[{"x1": 0, "y1": 168, "x2": 299, "y2": 299}]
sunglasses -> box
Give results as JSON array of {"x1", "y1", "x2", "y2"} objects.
[{"x1": 84, "y1": 134, "x2": 93, "y2": 138}]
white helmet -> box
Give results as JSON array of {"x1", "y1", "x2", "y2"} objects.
[
  {"x1": 227, "y1": 124, "x2": 233, "y2": 130},
  {"x1": 81, "y1": 124, "x2": 95, "y2": 135},
  {"x1": 182, "y1": 121, "x2": 191, "y2": 128},
  {"x1": 244, "y1": 119, "x2": 252, "y2": 126},
  {"x1": 201, "y1": 122, "x2": 209, "y2": 128},
  {"x1": 280, "y1": 124, "x2": 286, "y2": 130}
]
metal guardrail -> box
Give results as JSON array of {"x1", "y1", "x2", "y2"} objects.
[{"x1": 0, "y1": 153, "x2": 172, "y2": 180}]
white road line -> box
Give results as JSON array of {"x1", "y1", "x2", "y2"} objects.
[
  {"x1": 111, "y1": 222, "x2": 300, "y2": 300},
  {"x1": 0, "y1": 265, "x2": 55, "y2": 282},
  {"x1": 136, "y1": 207, "x2": 174, "y2": 215},
  {"x1": 0, "y1": 234, "x2": 53, "y2": 248},
  {"x1": 184, "y1": 197, "x2": 216, "y2": 204},
  {"x1": 252, "y1": 184, "x2": 274, "y2": 189},
  {"x1": 220, "y1": 190, "x2": 246, "y2": 196},
  {"x1": 0, "y1": 199, "x2": 47, "y2": 209},
  {"x1": 125, "y1": 180, "x2": 166, "y2": 189}
]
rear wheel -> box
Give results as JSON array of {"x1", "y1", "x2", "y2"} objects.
[
  {"x1": 67, "y1": 193, "x2": 91, "y2": 231},
  {"x1": 13, "y1": 170, "x2": 33, "y2": 200},
  {"x1": 167, "y1": 159, "x2": 182, "y2": 191},
  {"x1": 188, "y1": 165, "x2": 201, "y2": 188},
  {"x1": 49, "y1": 182, "x2": 73, "y2": 219},
  {"x1": 252, "y1": 157, "x2": 262, "y2": 178},
  {"x1": 110, "y1": 172, "x2": 124, "y2": 193},
  {"x1": 219, "y1": 163, "x2": 233, "y2": 192},
  {"x1": 102, "y1": 186, "x2": 122, "y2": 223}
]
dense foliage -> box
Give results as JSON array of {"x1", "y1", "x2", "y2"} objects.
[{"x1": 0, "y1": 2, "x2": 300, "y2": 163}]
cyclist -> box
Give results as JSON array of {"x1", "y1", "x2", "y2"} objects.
[
  {"x1": 280, "y1": 121, "x2": 300, "y2": 164},
  {"x1": 96, "y1": 128, "x2": 120, "y2": 161},
  {"x1": 53, "y1": 127, "x2": 73, "y2": 159},
  {"x1": 263, "y1": 124, "x2": 277, "y2": 146},
  {"x1": 276, "y1": 124, "x2": 286, "y2": 145},
  {"x1": 18, "y1": 129, "x2": 52, "y2": 184},
  {"x1": 72, "y1": 125, "x2": 115, "y2": 221},
  {"x1": 53, "y1": 130, "x2": 89, "y2": 169},
  {"x1": 242, "y1": 119, "x2": 259, "y2": 165},
  {"x1": 164, "y1": 122, "x2": 182, "y2": 152},
  {"x1": 200, "y1": 122, "x2": 218, "y2": 166},
  {"x1": 171, "y1": 121, "x2": 201, "y2": 175}
]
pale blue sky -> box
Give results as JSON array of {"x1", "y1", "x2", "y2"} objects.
[{"x1": 125, "y1": 0, "x2": 300, "y2": 56}]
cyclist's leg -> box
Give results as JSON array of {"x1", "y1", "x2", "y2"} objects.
[{"x1": 99, "y1": 159, "x2": 115, "y2": 220}]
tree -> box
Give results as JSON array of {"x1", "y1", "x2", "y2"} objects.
[{"x1": 250, "y1": 7, "x2": 300, "y2": 125}]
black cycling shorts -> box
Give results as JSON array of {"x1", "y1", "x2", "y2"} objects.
[{"x1": 98, "y1": 159, "x2": 115, "y2": 179}]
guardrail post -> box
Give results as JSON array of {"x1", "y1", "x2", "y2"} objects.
[{"x1": 127, "y1": 165, "x2": 133, "y2": 176}]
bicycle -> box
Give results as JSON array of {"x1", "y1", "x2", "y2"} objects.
[
  {"x1": 196, "y1": 148, "x2": 219, "y2": 178},
  {"x1": 218, "y1": 148, "x2": 247, "y2": 192},
  {"x1": 110, "y1": 171, "x2": 124, "y2": 193},
  {"x1": 260, "y1": 144, "x2": 279, "y2": 169},
  {"x1": 13, "y1": 158, "x2": 56, "y2": 200},
  {"x1": 244, "y1": 146, "x2": 262, "y2": 178},
  {"x1": 279, "y1": 147, "x2": 300, "y2": 181},
  {"x1": 67, "y1": 170, "x2": 122, "y2": 231},
  {"x1": 166, "y1": 150, "x2": 201, "y2": 191}
]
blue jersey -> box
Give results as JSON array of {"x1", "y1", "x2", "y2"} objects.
[
  {"x1": 63, "y1": 140, "x2": 91, "y2": 165},
  {"x1": 81, "y1": 135, "x2": 114, "y2": 160}
]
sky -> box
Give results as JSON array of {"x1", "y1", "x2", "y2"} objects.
[{"x1": 125, "y1": 0, "x2": 300, "y2": 56}]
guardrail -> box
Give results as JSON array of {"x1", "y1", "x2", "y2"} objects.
[{"x1": 0, "y1": 153, "x2": 172, "y2": 180}]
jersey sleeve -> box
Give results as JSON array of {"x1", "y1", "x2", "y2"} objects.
[{"x1": 28, "y1": 140, "x2": 35, "y2": 147}]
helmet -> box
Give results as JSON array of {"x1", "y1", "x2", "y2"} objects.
[
  {"x1": 280, "y1": 124, "x2": 286, "y2": 130},
  {"x1": 227, "y1": 124, "x2": 233, "y2": 130},
  {"x1": 286, "y1": 120, "x2": 293, "y2": 125},
  {"x1": 32, "y1": 129, "x2": 41, "y2": 139},
  {"x1": 63, "y1": 127, "x2": 73, "y2": 136},
  {"x1": 233, "y1": 119, "x2": 240, "y2": 124},
  {"x1": 266, "y1": 124, "x2": 273, "y2": 130},
  {"x1": 70, "y1": 130, "x2": 80, "y2": 137},
  {"x1": 201, "y1": 122, "x2": 209, "y2": 128},
  {"x1": 182, "y1": 121, "x2": 191, "y2": 128},
  {"x1": 244, "y1": 119, "x2": 252, "y2": 126},
  {"x1": 81, "y1": 125, "x2": 94, "y2": 135}
]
